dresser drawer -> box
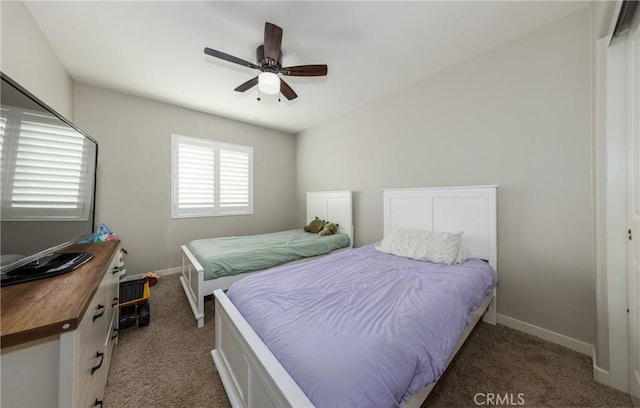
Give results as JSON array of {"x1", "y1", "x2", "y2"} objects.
[
  {"x1": 78, "y1": 361, "x2": 105, "y2": 408},
  {"x1": 77, "y1": 346, "x2": 106, "y2": 406},
  {"x1": 75, "y1": 261, "x2": 111, "y2": 402},
  {"x1": 77, "y1": 279, "x2": 108, "y2": 360},
  {"x1": 103, "y1": 310, "x2": 118, "y2": 378},
  {"x1": 105, "y1": 273, "x2": 120, "y2": 335}
]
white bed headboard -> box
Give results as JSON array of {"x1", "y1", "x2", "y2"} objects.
[
  {"x1": 306, "y1": 191, "x2": 353, "y2": 246},
  {"x1": 383, "y1": 186, "x2": 497, "y2": 269}
]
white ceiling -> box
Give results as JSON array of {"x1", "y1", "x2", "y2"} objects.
[{"x1": 25, "y1": 1, "x2": 588, "y2": 134}]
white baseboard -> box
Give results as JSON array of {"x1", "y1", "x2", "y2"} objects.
[
  {"x1": 154, "y1": 266, "x2": 182, "y2": 276},
  {"x1": 122, "y1": 266, "x2": 181, "y2": 281},
  {"x1": 592, "y1": 346, "x2": 611, "y2": 386},
  {"x1": 496, "y1": 313, "x2": 592, "y2": 356},
  {"x1": 592, "y1": 351, "x2": 611, "y2": 386}
]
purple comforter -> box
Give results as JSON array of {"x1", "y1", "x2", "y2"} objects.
[{"x1": 227, "y1": 244, "x2": 497, "y2": 408}]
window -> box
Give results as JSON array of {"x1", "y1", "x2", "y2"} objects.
[
  {"x1": 0, "y1": 107, "x2": 95, "y2": 221},
  {"x1": 171, "y1": 134, "x2": 253, "y2": 218}
]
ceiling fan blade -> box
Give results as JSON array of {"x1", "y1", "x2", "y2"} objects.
[
  {"x1": 204, "y1": 47, "x2": 259, "y2": 69},
  {"x1": 280, "y1": 78, "x2": 298, "y2": 100},
  {"x1": 281, "y1": 65, "x2": 328, "y2": 77},
  {"x1": 264, "y1": 22, "x2": 283, "y2": 62},
  {"x1": 234, "y1": 76, "x2": 259, "y2": 92}
]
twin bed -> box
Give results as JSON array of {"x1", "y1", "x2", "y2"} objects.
[
  {"x1": 205, "y1": 185, "x2": 498, "y2": 407},
  {"x1": 180, "y1": 190, "x2": 354, "y2": 328}
]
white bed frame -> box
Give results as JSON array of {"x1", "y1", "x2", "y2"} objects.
[
  {"x1": 180, "y1": 190, "x2": 353, "y2": 328},
  {"x1": 212, "y1": 185, "x2": 498, "y2": 407}
]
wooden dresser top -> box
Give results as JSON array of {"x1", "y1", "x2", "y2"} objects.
[{"x1": 1, "y1": 240, "x2": 120, "y2": 349}]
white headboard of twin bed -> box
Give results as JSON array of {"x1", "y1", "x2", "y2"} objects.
[
  {"x1": 306, "y1": 190, "x2": 354, "y2": 246},
  {"x1": 383, "y1": 185, "x2": 497, "y2": 270}
]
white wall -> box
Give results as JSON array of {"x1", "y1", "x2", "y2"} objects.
[
  {"x1": 0, "y1": 1, "x2": 74, "y2": 119},
  {"x1": 74, "y1": 84, "x2": 297, "y2": 276},
  {"x1": 296, "y1": 9, "x2": 593, "y2": 344}
]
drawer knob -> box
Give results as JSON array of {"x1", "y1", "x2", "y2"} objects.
[
  {"x1": 91, "y1": 351, "x2": 105, "y2": 375},
  {"x1": 112, "y1": 297, "x2": 119, "y2": 307},
  {"x1": 94, "y1": 399, "x2": 103, "y2": 407},
  {"x1": 111, "y1": 327, "x2": 119, "y2": 340},
  {"x1": 112, "y1": 266, "x2": 122, "y2": 274}
]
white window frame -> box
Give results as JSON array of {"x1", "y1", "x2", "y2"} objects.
[{"x1": 171, "y1": 134, "x2": 253, "y2": 218}]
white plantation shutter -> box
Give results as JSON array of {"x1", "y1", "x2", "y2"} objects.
[
  {"x1": 0, "y1": 109, "x2": 10, "y2": 192},
  {"x1": 0, "y1": 108, "x2": 94, "y2": 220},
  {"x1": 0, "y1": 115, "x2": 6, "y2": 167},
  {"x1": 171, "y1": 135, "x2": 252, "y2": 217},
  {"x1": 14, "y1": 113, "x2": 85, "y2": 209},
  {"x1": 219, "y1": 145, "x2": 251, "y2": 209},
  {"x1": 0, "y1": 115, "x2": 6, "y2": 200},
  {"x1": 176, "y1": 138, "x2": 215, "y2": 212}
]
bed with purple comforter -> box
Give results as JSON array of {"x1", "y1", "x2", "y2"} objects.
[{"x1": 226, "y1": 244, "x2": 497, "y2": 408}]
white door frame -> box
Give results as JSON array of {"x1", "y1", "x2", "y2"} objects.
[
  {"x1": 626, "y1": 7, "x2": 640, "y2": 405},
  {"x1": 604, "y1": 34, "x2": 631, "y2": 392},
  {"x1": 594, "y1": 0, "x2": 640, "y2": 395}
]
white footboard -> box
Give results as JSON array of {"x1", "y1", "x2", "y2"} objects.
[
  {"x1": 212, "y1": 290, "x2": 313, "y2": 408},
  {"x1": 213, "y1": 287, "x2": 496, "y2": 408},
  {"x1": 181, "y1": 245, "x2": 205, "y2": 328}
]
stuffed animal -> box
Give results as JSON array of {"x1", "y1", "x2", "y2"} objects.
[
  {"x1": 79, "y1": 223, "x2": 119, "y2": 243},
  {"x1": 143, "y1": 271, "x2": 159, "y2": 287},
  {"x1": 319, "y1": 222, "x2": 339, "y2": 236},
  {"x1": 304, "y1": 217, "x2": 326, "y2": 233}
]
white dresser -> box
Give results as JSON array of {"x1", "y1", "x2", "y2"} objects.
[{"x1": 1, "y1": 241, "x2": 125, "y2": 407}]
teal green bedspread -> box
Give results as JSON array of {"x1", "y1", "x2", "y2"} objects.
[{"x1": 186, "y1": 229, "x2": 350, "y2": 280}]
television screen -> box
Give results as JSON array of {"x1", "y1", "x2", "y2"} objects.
[{"x1": 0, "y1": 73, "x2": 97, "y2": 274}]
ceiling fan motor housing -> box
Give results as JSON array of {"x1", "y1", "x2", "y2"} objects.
[{"x1": 256, "y1": 45, "x2": 282, "y2": 72}]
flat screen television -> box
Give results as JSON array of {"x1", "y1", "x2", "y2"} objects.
[{"x1": 0, "y1": 73, "x2": 98, "y2": 281}]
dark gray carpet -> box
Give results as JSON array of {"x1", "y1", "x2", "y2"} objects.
[{"x1": 104, "y1": 273, "x2": 632, "y2": 407}]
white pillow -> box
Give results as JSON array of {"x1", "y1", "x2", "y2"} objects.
[
  {"x1": 376, "y1": 227, "x2": 466, "y2": 265},
  {"x1": 454, "y1": 243, "x2": 471, "y2": 264}
]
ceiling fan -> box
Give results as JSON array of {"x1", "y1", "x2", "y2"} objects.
[{"x1": 204, "y1": 22, "x2": 328, "y2": 100}]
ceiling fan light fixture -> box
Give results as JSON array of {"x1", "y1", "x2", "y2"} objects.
[{"x1": 258, "y1": 72, "x2": 280, "y2": 95}]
